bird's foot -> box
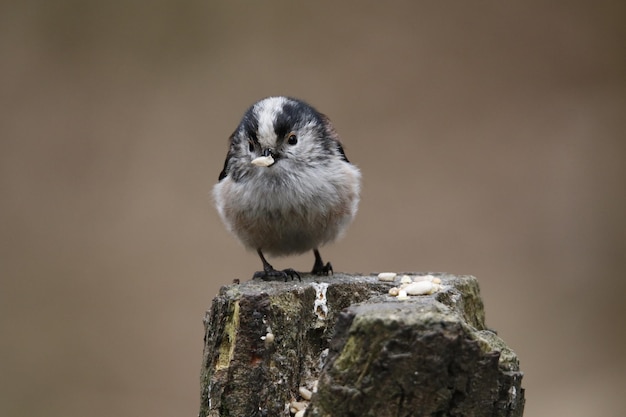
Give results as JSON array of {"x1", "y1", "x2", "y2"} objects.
[
  {"x1": 311, "y1": 261, "x2": 333, "y2": 276},
  {"x1": 253, "y1": 267, "x2": 301, "y2": 282}
]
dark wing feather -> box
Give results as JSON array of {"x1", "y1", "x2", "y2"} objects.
[
  {"x1": 320, "y1": 113, "x2": 350, "y2": 163},
  {"x1": 218, "y1": 151, "x2": 231, "y2": 181},
  {"x1": 218, "y1": 134, "x2": 237, "y2": 181},
  {"x1": 336, "y1": 142, "x2": 350, "y2": 163}
]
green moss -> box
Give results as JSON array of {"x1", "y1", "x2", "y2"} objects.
[
  {"x1": 333, "y1": 319, "x2": 388, "y2": 385},
  {"x1": 216, "y1": 300, "x2": 240, "y2": 371},
  {"x1": 473, "y1": 329, "x2": 520, "y2": 371},
  {"x1": 333, "y1": 335, "x2": 360, "y2": 372},
  {"x1": 269, "y1": 291, "x2": 303, "y2": 317}
]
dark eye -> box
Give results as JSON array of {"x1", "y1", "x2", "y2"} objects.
[
  {"x1": 248, "y1": 141, "x2": 254, "y2": 152},
  {"x1": 287, "y1": 134, "x2": 297, "y2": 145}
]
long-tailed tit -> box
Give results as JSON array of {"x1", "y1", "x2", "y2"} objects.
[{"x1": 213, "y1": 96, "x2": 361, "y2": 281}]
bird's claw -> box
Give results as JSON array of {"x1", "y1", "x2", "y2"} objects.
[
  {"x1": 312, "y1": 261, "x2": 333, "y2": 276},
  {"x1": 253, "y1": 267, "x2": 301, "y2": 282}
]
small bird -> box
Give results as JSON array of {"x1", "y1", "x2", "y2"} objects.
[{"x1": 213, "y1": 96, "x2": 361, "y2": 281}]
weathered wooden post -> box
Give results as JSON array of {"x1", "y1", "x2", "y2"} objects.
[{"x1": 199, "y1": 273, "x2": 524, "y2": 417}]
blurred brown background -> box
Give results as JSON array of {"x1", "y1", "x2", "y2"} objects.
[{"x1": 1, "y1": 1, "x2": 625, "y2": 416}]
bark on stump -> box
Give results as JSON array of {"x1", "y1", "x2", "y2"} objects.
[{"x1": 200, "y1": 273, "x2": 524, "y2": 417}]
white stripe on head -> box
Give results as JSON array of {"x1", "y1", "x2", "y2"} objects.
[{"x1": 254, "y1": 97, "x2": 288, "y2": 149}]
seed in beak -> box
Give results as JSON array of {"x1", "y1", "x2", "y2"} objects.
[{"x1": 251, "y1": 155, "x2": 275, "y2": 167}]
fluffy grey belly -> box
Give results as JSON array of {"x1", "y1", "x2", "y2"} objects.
[
  {"x1": 214, "y1": 162, "x2": 360, "y2": 257},
  {"x1": 226, "y1": 199, "x2": 349, "y2": 256}
]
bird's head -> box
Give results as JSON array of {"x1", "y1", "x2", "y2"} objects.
[{"x1": 218, "y1": 96, "x2": 350, "y2": 182}]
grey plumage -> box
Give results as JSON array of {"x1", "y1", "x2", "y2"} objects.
[{"x1": 213, "y1": 96, "x2": 361, "y2": 280}]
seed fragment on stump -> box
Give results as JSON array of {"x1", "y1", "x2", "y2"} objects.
[{"x1": 199, "y1": 274, "x2": 525, "y2": 417}]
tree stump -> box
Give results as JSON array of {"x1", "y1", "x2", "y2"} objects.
[{"x1": 199, "y1": 273, "x2": 524, "y2": 417}]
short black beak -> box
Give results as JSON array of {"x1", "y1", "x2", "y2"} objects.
[{"x1": 262, "y1": 148, "x2": 276, "y2": 158}]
